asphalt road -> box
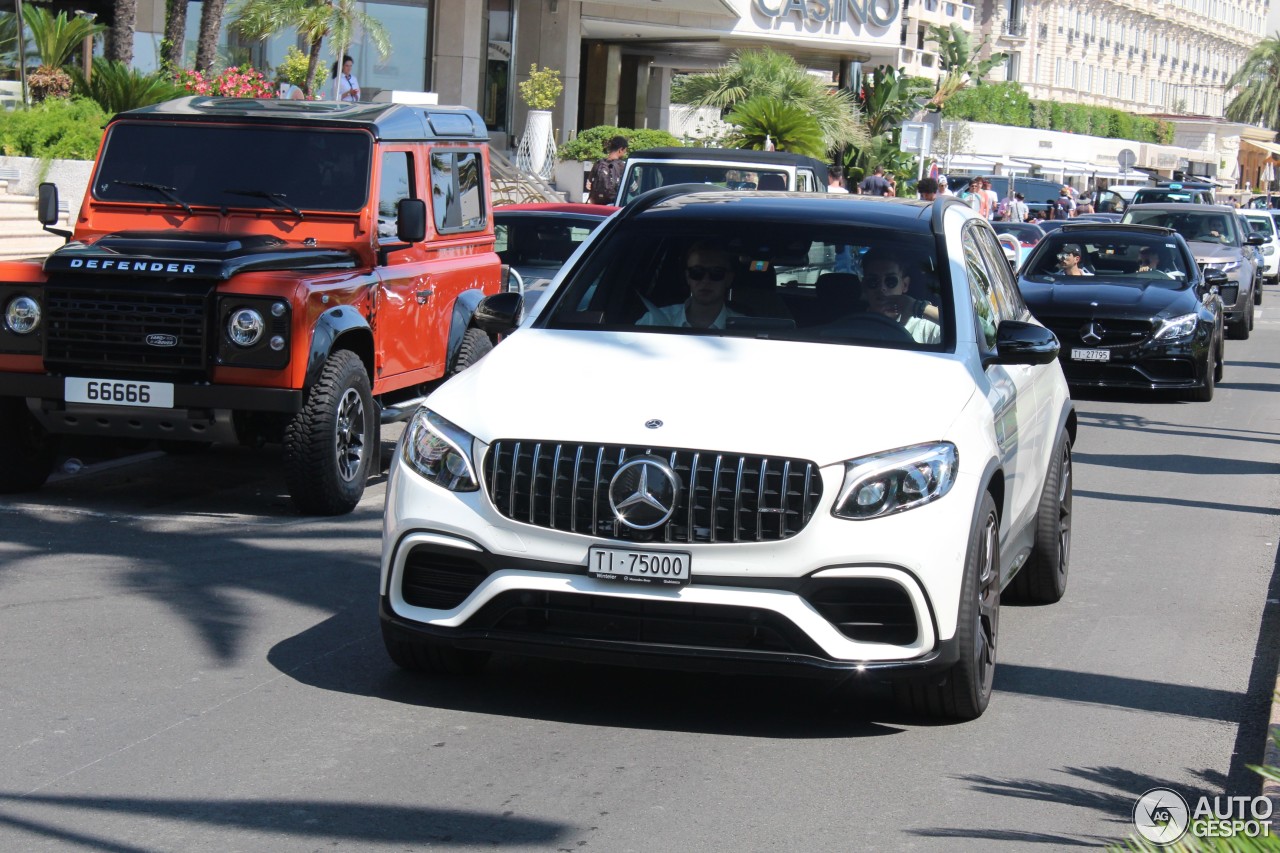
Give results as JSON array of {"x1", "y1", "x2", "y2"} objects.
[{"x1": 3, "y1": 289, "x2": 1280, "y2": 851}]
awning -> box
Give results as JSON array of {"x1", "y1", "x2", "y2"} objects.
[
  {"x1": 1243, "y1": 139, "x2": 1280, "y2": 158},
  {"x1": 1008, "y1": 157, "x2": 1099, "y2": 176},
  {"x1": 1087, "y1": 166, "x2": 1135, "y2": 180},
  {"x1": 942, "y1": 155, "x2": 1003, "y2": 173}
]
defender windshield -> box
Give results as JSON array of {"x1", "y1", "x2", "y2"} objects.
[
  {"x1": 542, "y1": 220, "x2": 949, "y2": 351},
  {"x1": 94, "y1": 123, "x2": 372, "y2": 212},
  {"x1": 1024, "y1": 235, "x2": 1191, "y2": 284},
  {"x1": 620, "y1": 163, "x2": 789, "y2": 204}
]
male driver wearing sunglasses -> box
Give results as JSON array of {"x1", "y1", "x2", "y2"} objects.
[
  {"x1": 859, "y1": 252, "x2": 941, "y2": 343},
  {"x1": 637, "y1": 242, "x2": 743, "y2": 329}
]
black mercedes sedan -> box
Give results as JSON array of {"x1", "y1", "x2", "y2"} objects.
[{"x1": 1017, "y1": 223, "x2": 1226, "y2": 401}]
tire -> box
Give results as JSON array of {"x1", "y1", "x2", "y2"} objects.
[
  {"x1": 451, "y1": 327, "x2": 493, "y2": 376},
  {"x1": 1214, "y1": 341, "x2": 1225, "y2": 383},
  {"x1": 1009, "y1": 435, "x2": 1074, "y2": 601},
  {"x1": 283, "y1": 350, "x2": 375, "y2": 516},
  {"x1": 1255, "y1": 280, "x2": 1263, "y2": 304},
  {"x1": 1229, "y1": 306, "x2": 1251, "y2": 340},
  {"x1": 895, "y1": 492, "x2": 1000, "y2": 720},
  {"x1": 0, "y1": 397, "x2": 57, "y2": 493},
  {"x1": 382, "y1": 623, "x2": 490, "y2": 675},
  {"x1": 1187, "y1": 348, "x2": 1215, "y2": 402}
]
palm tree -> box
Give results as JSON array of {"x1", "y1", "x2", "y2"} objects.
[
  {"x1": 726, "y1": 96, "x2": 826, "y2": 158},
  {"x1": 671, "y1": 47, "x2": 868, "y2": 152},
  {"x1": 926, "y1": 23, "x2": 1007, "y2": 107},
  {"x1": 162, "y1": 0, "x2": 189, "y2": 72},
  {"x1": 71, "y1": 58, "x2": 186, "y2": 112},
  {"x1": 22, "y1": 5, "x2": 105, "y2": 101},
  {"x1": 106, "y1": 0, "x2": 135, "y2": 64},
  {"x1": 1225, "y1": 32, "x2": 1280, "y2": 131},
  {"x1": 233, "y1": 0, "x2": 391, "y2": 97},
  {"x1": 194, "y1": 0, "x2": 228, "y2": 71}
]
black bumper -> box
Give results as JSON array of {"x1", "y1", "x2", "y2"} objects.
[{"x1": 0, "y1": 371, "x2": 302, "y2": 412}]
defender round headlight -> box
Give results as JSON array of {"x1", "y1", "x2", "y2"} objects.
[
  {"x1": 5, "y1": 295, "x2": 40, "y2": 334},
  {"x1": 227, "y1": 308, "x2": 265, "y2": 347}
]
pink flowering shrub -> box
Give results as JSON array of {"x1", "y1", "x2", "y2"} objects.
[{"x1": 174, "y1": 66, "x2": 277, "y2": 98}]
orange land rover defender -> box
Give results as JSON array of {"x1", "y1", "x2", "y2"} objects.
[{"x1": 0, "y1": 96, "x2": 509, "y2": 514}]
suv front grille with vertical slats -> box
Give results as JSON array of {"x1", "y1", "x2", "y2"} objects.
[
  {"x1": 43, "y1": 277, "x2": 213, "y2": 378},
  {"x1": 484, "y1": 441, "x2": 823, "y2": 544}
]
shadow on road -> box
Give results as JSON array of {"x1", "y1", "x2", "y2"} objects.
[{"x1": 0, "y1": 792, "x2": 567, "y2": 851}]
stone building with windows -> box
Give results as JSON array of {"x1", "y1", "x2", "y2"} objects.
[{"x1": 974, "y1": 0, "x2": 1268, "y2": 117}]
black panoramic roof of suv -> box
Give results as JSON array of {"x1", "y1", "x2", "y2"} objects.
[
  {"x1": 626, "y1": 188, "x2": 938, "y2": 234},
  {"x1": 118, "y1": 96, "x2": 489, "y2": 142}
]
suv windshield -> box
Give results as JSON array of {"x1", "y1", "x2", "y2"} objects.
[
  {"x1": 620, "y1": 163, "x2": 789, "y2": 204},
  {"x1": 1132, "y1": 188, "x2": 1212, "y2": 205},
  {"x1": 94, "y1": 122, "x2": 372, "y2": 212},
  {"x1": 1025, "y1": 234, "x2": 1191, "y2": 284},
  {"x1": 543, "y1": 219, "x2": 949, "y2": 350},
  {"x1": 1122, "y1": 209, "x2": 1241, "y2": 247}
]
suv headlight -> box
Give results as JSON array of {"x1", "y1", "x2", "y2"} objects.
[
  {"x1": 1202, "y1": 259, "x2": 1240, "y2": 272},
  {"x1": 833, "y1": 442, "x2": 958, "y2": 520},
  {"x1": 227, "y1": 308, "x2": 265, "y2": 347},
  {"x1": 1153, "y1": 312, "x2": 1199, "y2": 341},
  {"x1": 4, "y1": 295, "x2": 40, "y2": 334},
  {"x1": 402, "y1": 409, "x2": 479, "y2": 491}
]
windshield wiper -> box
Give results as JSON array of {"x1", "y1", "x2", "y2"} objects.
[
  {"x1": 110, "y1": 180, "x2": 193, "y2": 215},
  {"x1": 224, "y1": 189, "x2": 304, "y2": 220}
]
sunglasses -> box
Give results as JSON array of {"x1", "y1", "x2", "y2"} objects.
[
  {"x1": 686, "y1": 266, "x2": 728, "y2": 281},
  {"x1": 863, "y1": 275, "x2": 901, "y2": 291},
  {"x1": 1057, "y1": 252, "x2": 1079, "y2": 259}
]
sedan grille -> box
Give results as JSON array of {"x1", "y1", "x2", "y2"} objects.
[
  {"x1": 1044, "y1": 318, "x2": 1154, "y2": 347},
  {"x1": 484, "y1": 441, "x2": 823, "y2": 544},
  {"x1": 44, "y1": 278, "x2": 213, "y2": 377}
]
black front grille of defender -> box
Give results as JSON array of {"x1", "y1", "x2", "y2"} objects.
[
  {"x1": 807, "y1": 580, "x2": 918, "y2": 645},
  {"x1": 484, "y1": 441, "x2": 823, "y2": 544},
  {"x1": 43, "y1": 279, "x2": 212, "y2": 376},
  {"x1": 469, "y1": 590, "x2": 825, "y2": 655},
  {"x1": 401, "y1": 551, "x2": 491, "y2": 610}
]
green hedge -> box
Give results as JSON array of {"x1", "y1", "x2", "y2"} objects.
[
  {"x1": 943, "y1": 85, "x2": 1174, "y2": 144},
  {"x1": 558, "y1": 125, "x2": 684, "y2": 162},
  {"x1": 0, "y1": 97, "x2": 108, "y2": 159}
]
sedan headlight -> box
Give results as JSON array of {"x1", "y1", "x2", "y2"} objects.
[
  {"x1": 402, "y1": 409, "x2": 479, "y2": 491},
  {"x1": 227, "y1": 308, "x2": 265, "y2": 347},
  {"x1": 1153, "y1": 312, "x2": 1199, "y2": 342},
  {"x1": 4, "y1": 295, "x2": 40, "y2": 334},
  {"x1": 833, "y1": 442, "x2": 958, "y2": 520}
]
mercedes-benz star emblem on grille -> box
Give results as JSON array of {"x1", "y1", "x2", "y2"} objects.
[
  {"x1": 146, "y1": 333, "x2": 179, "y2": 347},
  {"x1": 1080, "y1": 322, "x2": 1104, "y2": 345},
  {"x1": 645, "y1": 419, "x2": 663, "y2": 429},
  {"x1": 609, "y1": 458, "x2": 679, "y2": 530}
]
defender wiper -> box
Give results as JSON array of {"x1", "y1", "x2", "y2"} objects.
[
  {"x1": 110, "y1": 180, "x2": 194, "y2": 215},
  {"x1": 224, "y1": 189, "x2": 304, "y2": 220}
]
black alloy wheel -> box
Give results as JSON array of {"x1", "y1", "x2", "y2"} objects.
[
  {"x1": 283, "y1": 349, "x2": 376, "y2": 515},
  {"x1": 895, "y1": 491, "x2": 1000, "y2": 720}
]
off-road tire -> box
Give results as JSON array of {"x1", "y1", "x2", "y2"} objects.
[
  {"x1": 451, "y1": 327, "x2": 493, "y2": 376},
  {"x1": 0, "y1": 397, "x2": 57, "y2": 493},
  {"x1": 283, "y1": 350, "x2": 375, "y2": 516},
  {"x1": 1188, "y1": 349, "x2": 1215, "y2": 402},
  {"x1": 382, "y1": 623, "x2": 490, "y2": 675},
  {"x1": 1009, "y1": 434, "x2": 1073, "y2": 603},
  {"x1": 894, "y1": 492, "x2": 1000, "y2": 720}
]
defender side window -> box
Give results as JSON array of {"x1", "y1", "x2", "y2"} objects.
[
  {"x1": 430, "y1": 150, "x2": 488, "y2": 235},
  {"x1": 377, "y1": 151, "x2": 413, "y2": 241}
]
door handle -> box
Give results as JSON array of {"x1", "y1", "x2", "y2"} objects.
[{"x1": 415, "y1": 289, "x2": 433, "y2": 305}]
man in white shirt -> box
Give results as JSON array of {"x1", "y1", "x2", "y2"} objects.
[
  {"x1": 637, "y1": 243, "x2": 742, "y2": 329},
  {"x1": 827, "y1": 165, "x2": 849, "y2": 194}
]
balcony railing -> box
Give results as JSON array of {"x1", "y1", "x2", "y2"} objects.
[{"x1": 1004, "y1": 19, "x2": 1027, "y2": 36}]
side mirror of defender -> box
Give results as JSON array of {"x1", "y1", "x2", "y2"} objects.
[
  {"x1": 396, "y1": 198, "x2": 427, "y2": 244},
  {"x1": 37, "y1": 182, "x2": 71, "y2": 240}
]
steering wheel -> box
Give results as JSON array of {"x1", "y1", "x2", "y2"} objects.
[{"x1": 819, "y1": 311, "x2": 918, "y2": 344}]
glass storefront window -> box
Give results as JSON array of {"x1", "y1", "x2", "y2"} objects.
[{"x1": 484, "y1": 0, "x2": 513, "y2": 131}]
